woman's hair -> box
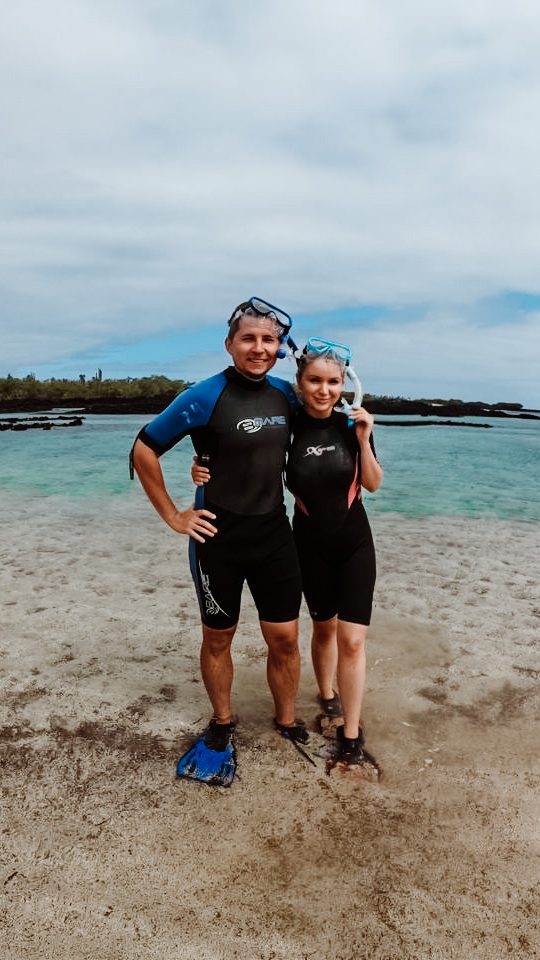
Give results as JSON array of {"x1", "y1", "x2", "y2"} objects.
[
  {"x1": 227, "y1": 302, "x2": 286, "y2": 340},
  {"x1": 296, "y1": 348, "x2": 347, "y2": 382}
]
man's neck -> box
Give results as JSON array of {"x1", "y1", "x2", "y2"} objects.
[{"x1": 233, "y1": 365, "x2": 267, "y2": 383}]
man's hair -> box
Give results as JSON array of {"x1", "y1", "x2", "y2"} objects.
[{"x1": 227, "y1": 302, "x2": 286, "y2": 340}]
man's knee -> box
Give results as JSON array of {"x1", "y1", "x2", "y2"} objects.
[
  {"x1": 261, "y1": 620, "x2": 299, "y2": 658},
  {"x1": 201, "y1": 625, "x2": 236, "y2": 656}
]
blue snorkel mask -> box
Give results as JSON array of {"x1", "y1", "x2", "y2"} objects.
[
  {"x1": 227, "y1": 304, "x2": 362, "y2": 411},
  {"x1": 229, "y1": 297, "x2": 297, "y2": 358},
  {"x1": 228, "y1": 296, "x2": 300, "y2": 359},
  {"x1": 297, "y1": 337, "x2": 363, "y2": 413}
]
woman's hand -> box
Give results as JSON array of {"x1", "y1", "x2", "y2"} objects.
[
  {"x1": 348, "y1": 407, "x2": 383, "y2": 492},
  {"x1": 348, "y1": 407, "x2": 374, "y2": 444},
  {"x1": 165, "y1": 506, "x2": 217, "y2": 543},
  {"x1": 191, "y1": 456, "x2": 211, "y2": 486}
]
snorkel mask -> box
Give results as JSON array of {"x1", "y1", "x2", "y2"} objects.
[
  {"x1": 297, "y1": 337, "x2": 363, "y2": 413},
  {"x1": 228, "y1": 297, "x2": 297, "y2": 358}
]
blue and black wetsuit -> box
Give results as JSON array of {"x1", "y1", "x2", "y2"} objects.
[
  {"x1": 137, "y1": 366, "x2": 302, "y2": 629},
  {"x1": 285, "y1": 408, "x2": 377, "y2": 625}
]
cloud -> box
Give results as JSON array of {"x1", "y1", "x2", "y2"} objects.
[
  {"x1": 327, "y1": 307, "x2": 540, "y2": 406},
  {"x1": 25, "y1": 300, "x2": 540, "y2": 409},
  {"x1": 1, "y1": 0, "x2": 540, "y2": 404}
]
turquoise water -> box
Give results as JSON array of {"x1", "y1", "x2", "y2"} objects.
[
  {"x1": 1, "y1": 411, "x2": 539, "y2": 522},
  {"x1": 0, "y1": 413, "x2": 193, "y2": 503},
  {"x1": 371, "y1": 415, "x2": 540, "y2": 522}
]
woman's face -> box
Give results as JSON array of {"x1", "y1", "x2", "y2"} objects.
[{"x1": 298, "y1": 357, "x2": 344, "y2": 418}]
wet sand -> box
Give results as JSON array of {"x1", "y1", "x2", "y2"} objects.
[{"x1": 1, "y1": 494, "x2": 539, "y2": 959}]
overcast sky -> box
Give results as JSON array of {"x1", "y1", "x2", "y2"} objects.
[{"x1": 1, "y1": 1, "x2": 539, "y2": 405}]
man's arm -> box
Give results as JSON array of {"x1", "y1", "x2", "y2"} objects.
[{"x1": 132, "y1": 439, "x2": 217, "y2": 543}]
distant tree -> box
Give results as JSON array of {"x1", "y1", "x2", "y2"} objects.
[{"x1": 0, "y1": 373, "x2": 191, "y2": 405}]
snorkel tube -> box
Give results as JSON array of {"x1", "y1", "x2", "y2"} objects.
[
  {"x1": 338, "y1": 364, "x2": 363, "y2": 414},
  {"x1": 277, "y1": 332, "x2": 299, "y2": 359},
  {"x1": 273, "y1": 313, "x2": 363, "y2": 413}
]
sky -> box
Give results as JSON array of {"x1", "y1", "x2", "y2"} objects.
[{"x1": 1, "y1": 0, "x2": 540, "y2": 406}]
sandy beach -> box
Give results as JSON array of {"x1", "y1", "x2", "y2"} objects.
[{"x1": 1, "y1": 494, "x2": 539, "y2": 959}]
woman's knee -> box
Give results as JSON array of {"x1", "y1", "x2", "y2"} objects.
[
  {"x1": 337, "y1": 625, "x2": 367, "y2": 658},
  {"x1": 311, "y1": 617, "x2": 337, "y2": 647}
]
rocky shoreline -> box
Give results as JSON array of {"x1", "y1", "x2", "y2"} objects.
[
  {"x1": 0, "y1": 415, "x2": 85, "y2": 432},
  {"x1": 1, "y1": 395, "x2": 538, "y2": 422},
  {"x1": 0, "y1": 396, "x2": 175, "y2": 416},
  {"x1": 364, "y1": 397, "x2": 539, "y2": 420},
  {"x1": 377, "y1": 419, "x2": 493, "y2": 428}
]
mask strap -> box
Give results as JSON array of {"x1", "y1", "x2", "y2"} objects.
[{"x1": 277, "y1": 333, "x2": 299, "y2": 359}]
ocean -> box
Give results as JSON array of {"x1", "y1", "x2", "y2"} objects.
[{"x1": 1, "y1": 411, "x2": 539, "y2": 523}]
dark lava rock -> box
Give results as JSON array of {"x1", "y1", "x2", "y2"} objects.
[{"x1": 375, "y1": 419, "x2": 493, "y2": 428}]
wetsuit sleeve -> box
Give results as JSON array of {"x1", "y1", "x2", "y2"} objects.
[{"x1": 137, "y1": 372, "x2": 227, "y2": 455}]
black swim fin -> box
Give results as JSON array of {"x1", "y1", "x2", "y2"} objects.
[{"x1": 176, "y1": 721, "x2": 237, "y2": 787}]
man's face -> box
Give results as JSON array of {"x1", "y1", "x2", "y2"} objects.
[{"x1": 225, "y1": 315, "x2": 281, "y2": 379}]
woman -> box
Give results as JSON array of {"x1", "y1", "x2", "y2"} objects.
[
  {"x1": 285, "y1": 340, "x2": 382, "y2": 772},
  {"x1": 193, "y1": 338, "x2": 383, "y2": 772}
]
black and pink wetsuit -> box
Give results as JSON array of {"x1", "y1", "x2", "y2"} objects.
[{"x1": 285, "y1": 408, "x2": 377, "y2": 625}]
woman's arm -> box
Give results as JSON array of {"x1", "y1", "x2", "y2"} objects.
[
  {"x1": 348, "y1": 409, "x2": 383, "y2": 493},
  {"x1": 132, "y1": 439, "x2": 217, "y2": 542},
  {"x1": 191, "y1": 456, "x2": 211, "y2": 486}
]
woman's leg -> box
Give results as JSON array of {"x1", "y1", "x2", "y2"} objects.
[
  {"x1": 336, "y1": 620, "x2": 368, "y2": 739},
  {"x1": 293, "y1": 517, "x2": 338, "y2": 703},
  {"x1": 311, "y1": 617, "x2": 338, "y2": 701}
]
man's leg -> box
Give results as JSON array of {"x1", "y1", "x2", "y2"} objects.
[
  {"x1": 200, "y1": 624, "x2": 237, "y2": 722},
  {"x1": 259, "y1": 619, "x2": 300, "y2": 727},
  {"x1": 189, "y1": 537, "x2": 243, "y2": 724},
  {"x1": 246, "y1": 514, "x2": 303, "y2": 727}
]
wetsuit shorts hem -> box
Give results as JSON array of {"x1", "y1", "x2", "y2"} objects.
[
  {"x1": 294, "y1": 522, "x2": 376, "y2": 627},
  {"x1": 188, "y1": 513, "x2": 302, "y2": 630}
]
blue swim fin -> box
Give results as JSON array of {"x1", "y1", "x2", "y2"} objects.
[{"x1": 176, "y1": 721, "x2": 237, "y2": 787}]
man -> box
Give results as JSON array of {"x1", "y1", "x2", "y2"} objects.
[{"x1": 131, "y1": 298, "x2": 307, "y2": 786}]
